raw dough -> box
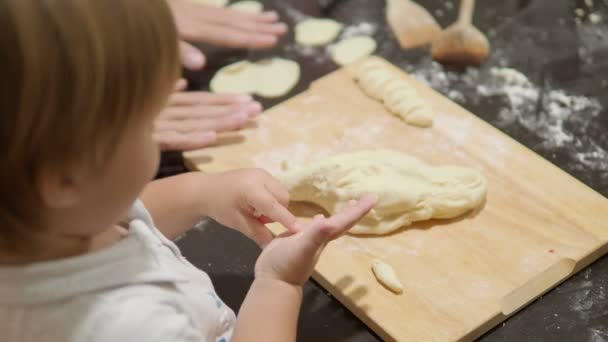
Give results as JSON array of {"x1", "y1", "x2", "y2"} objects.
[
  {"x1": 295, "y1": 18, "x2": 343, "y2": 46},
  {"x1": 280, "y1": 150, "x2": 487, "y2": 235},
  {"x1": 371, "y1": 260, "x2": 403, "y2": 294},
  {"x1": 229, "y1": 1, "x2": 263, "y2": 13},
  {"x1": 355, "y1": 60, "x2": 433, "y2": 127},
  {"x1": 191, "y1": 0, "x2": 228, "y2": 7},
  {"x1": 210, "y1": 58, "x2": 300, "y2": 98},
  {"x1": 330, "y1": 36, "x2": 377, "y2": 66}
]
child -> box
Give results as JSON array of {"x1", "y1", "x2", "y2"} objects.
[{"x1": 0, "y1": 0, "x2": 376, "y2": 341}]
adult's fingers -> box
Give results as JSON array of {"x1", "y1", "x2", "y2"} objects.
[
  {"x1": 195, "y1": 6, "x2": 284, "y2": 28},
  {"x1": 168, "y1": 91, "x2": 253, "y2": 107},
  {"x1": 182, "y1": 22, "x2": 281, "y2": 49},
  {"x1": 226, "y1": 14, "x2": 288, "y2": 35},
  {"x1": 179, "y1": 41, "x2": 206, "y2": 71},
  {"x1": 154, "y1": 130, "x2": 217, "y2": 151},
  {"x1": 174, "y1": 79, "x2": 188, "y2": 91},
  {"x1": 159, "y1": 102, "x2": 260, "y2": 121},
  {"x1": 155, "y1": 112, "x2": 250, "y2": 133}
]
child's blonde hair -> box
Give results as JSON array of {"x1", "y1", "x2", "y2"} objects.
[{"x1": 0, "y1": 0, "x2": 180, "y2": 250}]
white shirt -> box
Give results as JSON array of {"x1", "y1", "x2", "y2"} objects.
[{"x1": 0, "y1": 200, "x2": 235, "y2": 342}]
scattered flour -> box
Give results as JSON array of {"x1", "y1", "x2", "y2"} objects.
[
  {"x1": 279, "y1": 6, "x2": 377, "y2": 64},
  {"x1": 340, "y1": 22, "x2": 377, "y2": 39},
  {"x1": 410, "y1": 60, "x2": 606, "y2": 173},
  {"x1": 590, "y1": 326, "x2": 608, "y2": 342}
]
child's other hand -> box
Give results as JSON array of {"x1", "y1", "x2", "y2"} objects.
[
  {"x1": 206, "y1": 169, "x2": 297, "y2": 247},
  {"x1": 254, "y1": 195, "x2": 377, "y2": 287}
]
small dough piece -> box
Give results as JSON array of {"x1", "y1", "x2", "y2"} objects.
[
  {"x1": 210, "y1": 58, "x2": 300, "y2": 98},
  {"x1": 404, "y1": 106, "x2": 433, "y2": 127},
  {"x1": 295, "y1": 18, "x2": 343, "y2": 46},
  {"x1": 281, "y1": 150, "x2": 487, "y2": 235},
  {"x1": 191, "y1": 0, "x2": 228, "y2": 7},
  {"x1": 331, "y1": 36, "x2": 377, "y2": 66},
  {"x1": 229, "y1": 1, "x2": 263, "y2": 13},
  {"x1": 372, "y1": 260, "x2": 403, "y2": 294},
  {"x1": 355, "y1": 59, "x2": 433, "y2": 127}
]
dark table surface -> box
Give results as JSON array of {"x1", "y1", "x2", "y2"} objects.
[{"x1": 164, "y1": 0, "x2": 608, "y2": 340}]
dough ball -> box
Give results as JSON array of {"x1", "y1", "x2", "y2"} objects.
[
  {"x1": 280, "y1": 150, "x2": 487, "y2": 235},
  {"x1": 229, "y1": 1, "x2": 263, "y2": 13},
  {"x1": 331, "y1": 36, "x2": 377, "y2": 66},
  {"x1": 295, "y1": 18, "x2": 343, "y2": 46},
  {"x1": 210, "y1": 58, "x2": 300, "y2": 98}
]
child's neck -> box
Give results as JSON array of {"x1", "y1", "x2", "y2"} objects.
[{"x1": 0, "y1": 224, "x2": 128, "y2": 265}]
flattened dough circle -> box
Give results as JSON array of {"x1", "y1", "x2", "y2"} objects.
[
  {"x1": 229, "y1": 1, "x2": 263, "y2": 13},
  {"x1": 295, "y1": 18, "x2": 343, "y2": 46},
  {"x1": 210, "y1": 58, "x2": 300, "y2": 98},
  {"x1": 331, "y1": 36, "x2": 377, "y2": 66},
  {"x1": 191, "y1": 0, "x2": 228, "y2": 7},
  {"x1": 280, "y1": 149, "x2": 487, "y2": 235}
]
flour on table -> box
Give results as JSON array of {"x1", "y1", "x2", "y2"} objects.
[
  {"x1": 251, "y1": 142, "x2": 332, "y2": 176},
  {"x1": 409, "y1": 59, "x2": 606, "y2": 175},
  {"x1": 340, "y1": 22, "x2": 378, "y2": 39}
]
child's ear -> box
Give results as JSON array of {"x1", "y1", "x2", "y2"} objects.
[{"x1": 38, "y1": 165, "x2": 85, "y2": 209}]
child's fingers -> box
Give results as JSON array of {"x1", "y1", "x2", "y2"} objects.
[
  {"x1": 249, "y1": 191, "x2": 298, "y2": 233},
  {"x1": 305, "y1": 195, "x2": 377, "y2": 245},
  {"x1": 263, "y1": 178, "x2": 290, "y2": 208},
  {"x1": 324, "y1": 195, "x2": 377, "y2": 236},
  {"x1": 244, "y1": 217, "x2": 274, "y2": 248}
]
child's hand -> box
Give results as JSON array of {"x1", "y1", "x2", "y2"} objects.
[
  {"x1": 254, "y1": 195, "x2": 377, "y2": 287},
  {"x1": 206, "y1": 169, "x2": 298, "y2": 247}
]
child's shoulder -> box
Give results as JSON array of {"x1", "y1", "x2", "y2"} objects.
[
  {"x1": 0, "y1": 283, "x2": 201, "y2": 342},
  {"x1": 78, "y1": 284, "x2": 202, "y2": 341}
]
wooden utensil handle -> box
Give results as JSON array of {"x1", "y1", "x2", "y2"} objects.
[{"x1": 458, "y1": 0, "x2": 476, "y2": 24}]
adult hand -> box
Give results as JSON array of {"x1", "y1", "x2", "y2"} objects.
[
  {"x1": 168, "y1": 0, "x2": 288, "y2": 70},
  {"x1": 154, "y1": 80, "x2": 261, "y2": 151}
]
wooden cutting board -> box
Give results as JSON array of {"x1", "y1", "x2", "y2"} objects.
[{"x1": 183, "y1": 57, "x2": 608, "y2": 341}]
